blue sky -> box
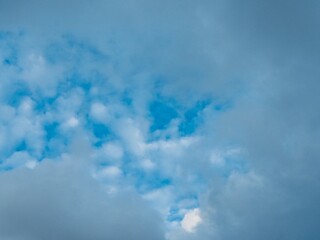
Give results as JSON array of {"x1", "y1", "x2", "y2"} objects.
[{"x1": 1, "y1": 1, "x2": 320, "y2": 240}]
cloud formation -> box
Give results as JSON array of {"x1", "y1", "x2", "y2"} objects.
[
  {"x1": 0, "y1": 146, "x2": 164, "y2": 240},
  {"x1": 0, "y1": 0, "x2": 320, "y2": 239}
]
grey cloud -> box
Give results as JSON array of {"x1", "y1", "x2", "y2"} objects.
[
  {"x1": 193, "y1": 1, "x2": 320, "y2": 239},
  {"x1": 0, "y1": 157, "x2": 164, "y2": 240}
]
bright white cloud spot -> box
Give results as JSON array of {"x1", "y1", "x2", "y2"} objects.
[{"x1": 181, "y1": 208, "x2": 202, "y2": 233}]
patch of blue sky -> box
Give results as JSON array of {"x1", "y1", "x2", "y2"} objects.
[
  {"x1": 167, "y1": 207, "x2": 184, "y2": 222},
  {"x1": 178, "y1": 99, "x2": 211, "y2": 136},
  {"x1": 136, "y1": 176, "x2": 172, "y2": 194},
  {"x1": 84, "y1": 115, "x2": 116, "y2": 147},
  {"x1": 84, "y1": 97, "x2": 112, "y2": 130},
  {"x1": 178, "y1": 97, "x2": 233, "y2": 137},
  {"x1": 57, "y1": 72, "x2": 92, "y2": 94},
  {"x1": 43, "y1": 122, "x2": 59, "y2": 141},
  {"x1": 148, "y1": 93, "x2": 230, "y2": 138},
  {"x1": 14, "y1": 140, "x2": 27, "y2": 152},
  {"x1": 42, "y1": 121, "x2": 77, "y2": 159},
  {"x1": 33, "y1": 96, "x2": 56, "y2": 114},
  {"x1": 4, "y1": 82, "x2": 31, "y2": 107},
  {"x1": 166, "y1": 195, "x2": 199, "y2": 222},
  {"x1": 149, "y1": 98, "x2": 179, "y2": 132},
  {"x1": 121, "y1": 163, "x2": 172, "y2": 193},
  {"x1": 42, "y1": 140, "x2": 67, "y2": 159},
  {"x1": 91, "y1": 123, "x2": 112, "y2": 140}
]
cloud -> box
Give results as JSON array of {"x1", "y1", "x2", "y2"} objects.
[
  {"x1": 181, "y1": 208, "x2": 202, "y2": 233},
  {"x1": 1, "y1": 0, "x2": 320, "y2": 239},
  {"x1": 0, "y1": 153, "x2": 164, "y2": 240}
]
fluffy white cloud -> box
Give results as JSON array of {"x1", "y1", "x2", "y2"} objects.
[
  {"x1": 101, "y1": 142, "x2": 124, "y2": 160},
  {"x1": 90, "y1": 102, "x2": 109, "y2": 123},
  {"x1": 181, "y1": 208, "x2": 202, "y2": 233}
]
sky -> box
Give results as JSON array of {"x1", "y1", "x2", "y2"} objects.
[{"x1": 0, "y1": 1, "x2": 320, "y2": 239}]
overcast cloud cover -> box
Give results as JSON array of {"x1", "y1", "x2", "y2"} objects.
[{"x1": 0, "y1": 0, "x2": 320, "y2": 239}]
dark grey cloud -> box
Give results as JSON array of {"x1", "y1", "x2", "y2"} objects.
[
  {"x1": 0, "y1": 158, "x2": 164, "y2": 240},
  {"x1": 193, "y1": 1, "x2": 320, "y2": 239}
]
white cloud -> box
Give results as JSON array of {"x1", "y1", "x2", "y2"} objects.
[
  {"x1": 3, "y1": 151, "x2": 36, "y2": 169},
  {"x1": 181, "y1": 208, "x2": 202, "y2": 233},
  {"x1": 66, "y1": 117, "x2": 79, "y2": 128},
  {"x1": 25, "y1": 160, "x2": 38, "y2": 169},
  {"x1": 102, "y1": 142, "x2": 124, "y2": 160},
  {"x1": 101, "y1": 166, "x2": 122, "y2": 178},
  {"x1": 22, "y1": 53, "x2": 64, "y2": 97},
  {"x1": 141, "y1": 158, "x2": 156, "y2": 171},
  {"x1": 90, "y1": 102, "x2": 109, "y2": 123},
  {"x1": 143, "y1": 187, "x2": 174, "y2": 217},
  {"x1": 115, "y1": 118, "x2": 147, "y2": 156}
]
